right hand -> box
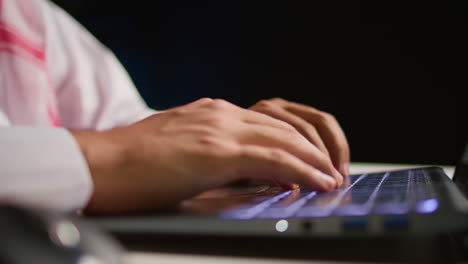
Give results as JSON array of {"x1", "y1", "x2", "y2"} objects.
[{"x1": 73, "y1": 98, "x2": 343, "y2": 214}]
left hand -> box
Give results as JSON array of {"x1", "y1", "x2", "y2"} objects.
[{"x1": 249, "y1": 98, "x2": 350, "y2": 178}]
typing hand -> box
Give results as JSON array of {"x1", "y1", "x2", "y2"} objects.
[
  {"x1": 249, "y1": 98, "x2": 350, "y2": 177},
  {"x1": 73, "y1": 98, "x2": 345, "y2": 214}
]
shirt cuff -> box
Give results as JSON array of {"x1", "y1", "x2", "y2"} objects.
[{"x1": 0, "y1": 127, "x2": 93, "y2": 213}]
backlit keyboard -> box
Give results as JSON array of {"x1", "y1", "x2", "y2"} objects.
[{"x1": 220, "y1": 169, "x2": 438, "y2": 219}]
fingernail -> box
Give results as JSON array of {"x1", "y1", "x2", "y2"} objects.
[
  {"x1": 340, "y1": 162, "x2": 350, "y2": 177},
  {"x1": 290, "y1": 183, "x2": 300, "y2": 190},
  {"x1": 332, "y1": 168, "x2": 344, "y2": 188},
  {"x1": 318, "y1": 171, "x2": 336, "y2": 190},
  {"x1": 272, "y1": 179, "x2": 298, "y2": 190}
]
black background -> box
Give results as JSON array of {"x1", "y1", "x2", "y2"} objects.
[{"x1": 52, "y1": 0, "x2": 467, "y2": 166}]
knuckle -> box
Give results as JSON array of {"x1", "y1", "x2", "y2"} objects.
[
  {"x1": 254, "y1": 97, "x2": 287, "y2": 108},
  {"x1": 269, "y1": 97, "x2": 286, "y2": 104},
  {"x1": 211, "y1": 98, "x2": 231, "y2": 109},
  {"x1": 325, "y1": 112, "x2": 338, "y2": 122},
  {"x1": 314, "y1": 111, "x2": 334, "y2": 124},
  {"x1": 254, "y1": 99, "x2": 274, "y2": 109},
  {"x1": 197, "y1": 97, "x2": 214, "y2": 104},
  {"x1": 202, "y1": 99, "x2": 236, "y2": 112}
]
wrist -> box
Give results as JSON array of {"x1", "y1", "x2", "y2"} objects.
[{"x1": 71, "y1": 129, "x2": 129, "y2": 214}]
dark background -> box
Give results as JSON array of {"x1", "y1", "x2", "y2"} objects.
[{"x1": 52, "y1": 0, "x2": 466, "y2": 166}]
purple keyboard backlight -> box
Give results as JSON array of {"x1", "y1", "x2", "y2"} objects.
[{"x1": 220, "y1": 169, "x2": 438, "y2": 219}]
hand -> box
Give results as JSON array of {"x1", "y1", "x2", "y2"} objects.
[
  {"x1": 249, "y1": 98, "x2": 350, "y2": 177},
  {"x1": 73, "y1": 98, "x2": 343, "y2": 214}
]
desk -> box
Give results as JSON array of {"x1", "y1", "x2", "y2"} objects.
[
  {"x1": 123, "y1": 162, "x2": 457, "y2": 264},
  {"x1": 124, "y1": 252, "x2": 362, "y2": 264}
]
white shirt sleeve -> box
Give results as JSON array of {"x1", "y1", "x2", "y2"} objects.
[
  {"x1": 0, "y1": 0, "x2": 157, "y2": 213},
  {"x1": 0, "y1": 125, "x2": 92, "y2": 213}
]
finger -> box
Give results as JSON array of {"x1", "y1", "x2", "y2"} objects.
[
  {"x1": 249, "y1": 102, "x2": 330, "y2": 157},
  {"x1": 247, "y1": 175, "x2": 300, "y2": 190},
  {"x1": 234, "y1": 176, "x2": 299, "y2": 190},
  {"x1": 237, "y1": 122, "x2": 343, "y2": 187},
  {"x1": 233, "y1": 145, "x2": 337, "y2": 191},
  {"x1": 271, "y1": 178, "x2": 300, "y2": 190},
  {"x1": 282, "y1": 102, "x2": 350, "y2": 176}
]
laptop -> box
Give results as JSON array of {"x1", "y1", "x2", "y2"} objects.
[{"x1": 86, "y1": 143, "x2": 468, "y2": 262}]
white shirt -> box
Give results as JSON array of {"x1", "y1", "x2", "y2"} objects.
[{"x1": 0, "y1": 0, "x2": 156, "y2": 212}]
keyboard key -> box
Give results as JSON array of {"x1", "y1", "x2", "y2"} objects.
[
  {"x1": 256, "y1": 191, "x2": 317, "y2": 219},
  {"x1": 220, "y1": 191, "x2": 292, "y2": 219}
]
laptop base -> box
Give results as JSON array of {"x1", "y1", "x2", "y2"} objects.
[{"x1": 114, "y1": 232, "x2": 467, "y2": 263}]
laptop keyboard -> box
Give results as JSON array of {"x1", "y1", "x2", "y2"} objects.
[{"x1": 220, "y1": 169, "x2": 438, "y2": 219}]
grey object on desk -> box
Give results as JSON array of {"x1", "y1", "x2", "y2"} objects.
[
  {"x1": 454, "y1": 142, "x2": 468, "y2": 196},
  {"x1": 0, "y1": 205, "x2": 123, "y2": 264}
]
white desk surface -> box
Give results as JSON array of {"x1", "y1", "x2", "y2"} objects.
[{"x1": 123, "y1": 162, "x2": 456, "y2": 264}]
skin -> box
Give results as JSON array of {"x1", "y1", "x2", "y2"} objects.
[{"x1": 72, "y1": 98, "x2": 350, "y2": 215}]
